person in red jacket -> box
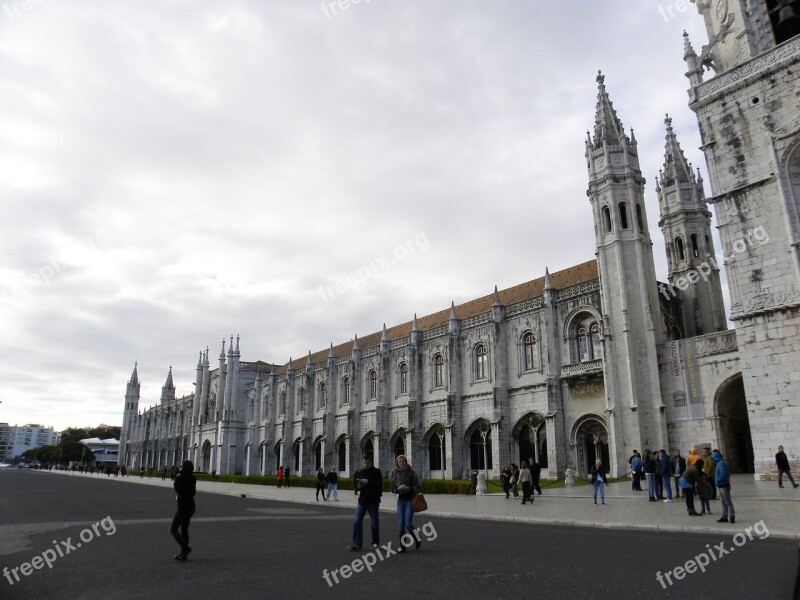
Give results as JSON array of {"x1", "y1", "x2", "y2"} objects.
[{"x1": 277, "y1": 466, "x2": 284, "y2": 488}]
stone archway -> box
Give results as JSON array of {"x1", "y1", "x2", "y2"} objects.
[
  {"x1": 571, "y1": 415, "x2": 609, "y2": 477},
  {"x1": 201, "y1": 440, "x2": 211, "y2": 473},
  {"x1": 715, "y1": 373, "x2": 753, "y2": 473},
  {"x1": 513, "y1": 413, "x2": 547, "y2": 468}
]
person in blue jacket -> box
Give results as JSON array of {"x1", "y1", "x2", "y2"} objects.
[{"x1": 712, "y1": 450, "x2": 735, "y2": 524}]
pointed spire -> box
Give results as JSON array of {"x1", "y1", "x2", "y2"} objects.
[
  {"x1": 306, "y1": 350, "x2": 312, "y2": 366},
  {"x1": 219, "y1": 338, "x2": 226, "y2": 359},
  {"x1": 544, "y1": 267, "x2": 552, "y2": 290},
  {"x1": 165, "y1": 365, "x2": 174, "y2": 388},
  {"x1": 660, "y1": 114, "x2": 693, "y2": 188},
  {"x1": 197, "y1": 352, "x2": 203, "y2": 368},
  {"x1": 381, "y1": 323, "x2": 388, "y2": 341},
  {"x1": 592, "y1": 71, "x2": 627, "y2": 148},
  {"x1": 492, "y1": 286, "x2": 501, "y2": 306},
  {"x1": 412, "y1": 314, "x2": 419, "y2": 332},
  {"x1": 683, "y1": 30, "x2": 697, "y2": 59},
  {"x1": 449, "y1": 301, "x2": 457, "y2": 320},
  {"x1": 228, "y1": 335, "x2": 234, "y2": 356},
  {"x1": 328, "y1": 343, "x2": 334, "y2": 359},
  {"x1": 234, "y1": 334, "x2": 240, "y2": 356},
  {"x1": 129, "y1": 362, "x2": 139, "y2": 385},
  {"x1": 353, "y1": 334, "x2": 360, "y2": 351},
  {"x1": 204, "y1": 347, "x2": 210, "y2": 366}
]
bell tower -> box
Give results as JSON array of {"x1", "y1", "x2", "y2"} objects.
[
  {"x1": 585, "y1": 72, "x2": 668, "y2": 474},
  {"x1": 656, "y1": 114, "x2": 727, "y2": 337},
  {"x1": 120, "y1": 363, "x2": 140, "y2": 468}
]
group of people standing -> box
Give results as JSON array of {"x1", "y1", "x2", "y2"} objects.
[
  {"x1": 500, "y1": 458, "x2": 542, "y2": 505},
  {"x1": 627, "y1": 447, "x2": 736, "y2": 523}
]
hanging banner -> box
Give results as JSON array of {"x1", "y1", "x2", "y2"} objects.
[{"x1": 663, "y1": 340, "x2": 704, "y2": 421}]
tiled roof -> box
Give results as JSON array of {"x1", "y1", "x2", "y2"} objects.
[{"x1": 273, "y1": 259, "x2": 597, "y2": 375}]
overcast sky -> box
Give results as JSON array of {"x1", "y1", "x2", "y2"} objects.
[{"x1": 0, "y1": 1, "x2": 718, "y2": 431}]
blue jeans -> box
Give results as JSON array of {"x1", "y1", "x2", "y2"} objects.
[
  {"x1": 646, "y1": 473, "x2": 656, "y2": 499},
  {"x1": 353, "y1": 502, "x2": 380, "y2": 549},
  {"x1": 592, "y1": 479, "x2": 605, "y2": 504},
  {"x1": 396, "y1": 497, "x2": 414, "y2": 536},
  {"x1": 662, "y1": 475, "x2": 673, "y2": 500},
  {"x1": 327, "y1": 483, "x2": 338, "y2": 501}
]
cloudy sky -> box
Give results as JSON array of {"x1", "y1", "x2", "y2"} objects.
[{"x1": 0, "y1": 1, "x2": 717, "y2": 431}]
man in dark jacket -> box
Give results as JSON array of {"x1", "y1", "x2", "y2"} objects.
[
  {"x1": 775, "y1": 445, "x2": 799, "y2": 488},
  {"x1": 349, "y1": 456, "x2": 382, "y2": 551},
  {"x1": 170, "y1": 460, "x2": 197, "y2": 561},
  {"x1": 712, "y1": 450, "x2": 735, "y2": 524},
  {"x1": 528, "y1": 457, "x2": 542, "y2": 496},
  {"x1": 672, "y1": 450, "x2": 686, "y2": 499}
]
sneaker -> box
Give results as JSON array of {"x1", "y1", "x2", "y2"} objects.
[
  {"x1": 717, "y1": 517, "x2": 728, "y2": 523},
  {"x1": 663, "y1": 499, "x2": 672, "y2": 503},
  {"x1": 347, "y1": 545, "x2": 361, "y2": 551},
  {"x1": 729, "y1": 517, "x2": 735, "y2": 524},
  {"x1": 601, "y1": 502, "x2": 606, "y2": 506}
]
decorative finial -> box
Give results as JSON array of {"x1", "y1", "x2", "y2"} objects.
[
  {"x1": 596, "y1": 70, "x2": 605, "y2": 85},
  {"x1": 665, "y1": 113, "x2": 673, "y2": 128}
]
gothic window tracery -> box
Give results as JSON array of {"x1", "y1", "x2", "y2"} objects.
[
  {"x1": 399, "y1": 362, "x2": 408, "y2": 394},
  {"x1": 475, "y1": 344, "x2": 488, "y2": 380}
]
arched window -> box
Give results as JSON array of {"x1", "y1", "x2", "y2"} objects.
[
  {"x1": 523, "y1": 332, "x2": 536, "y2": 371},
  {"x1": 691, "y1": 234, "x2": 700, "y2": 258},
  {"x1": 602, "y1": 206, "x2": 612, "y2": 233},
  {"x1": 318, "y1": 382, "x2": 326, "y2": 409},
  {"x1": 399, "y1": 363, "x2": 408, "y2": 394},
  {"x1": 576, "y1": 317, "x2": 601, "y2": 362},
  {"x1": 369, "y1": 370, "x2": 377, "y2": 400},
  {"x1": 577, "y1": 326, "x2": 591, "y2": 362},
  {"x1": 590, "y1": 323, "x2": 602, "y2": 360},
  {"x1": 429, "y1": 433, "x2": 446, "y2": 470},
  {"x1": 475, "y1": 344, "x2": 488, "y2": 380},
  {"x1": 280, "y1": 391, "x2": 286, "y2": 415},
  {"x1": 433, "y1": 354, "x2": 444, "y2": 388},
  {"x1": 677, "y1": 237, "x2": 686, "y2": 261},
  {"x1": 636, "y1": 203, "x2": 644, "y2": 230},
  {"x1": 619, "y1": 202, "x2": 629, "y2": 229},
  {"x1": 342, "y1": 377, "x2": 350, "y2": 405},
  {"x1": 298, "y1": 387, "x2": 305, "y2": 413}
]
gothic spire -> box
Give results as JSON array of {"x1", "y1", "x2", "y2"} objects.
[
  {"x1": 492, "y1": 286, "x2": 501, "y2": 307},
  {"x1": 592, "y1": 71, "x2": 627, "y2": 148},
  {"x1": 659, "y1": 114, "x2": 694, "y2": 188}
]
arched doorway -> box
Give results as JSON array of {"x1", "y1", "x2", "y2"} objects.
[
  {"x1": 392, "y1": 431, "x2": 405, "y2": 459},
  {"x1": 571, "y1": 415, "x2": 609, "y2": 477},
  {"x1": 314, "y1": 438, "x2": 323, "y2": 471},
  {"x1": 361, "y1": 436, "x2": 374, "y2": 461},
  {"x1": 716, "y1": 373, "x2": 753, "y2": 473},
  {"x1": 467, "y1": 421, "x2": 492, "y2": 471},
  {"x1": 514, "y1": 413, "x2": 548, "y2": 468},
  {"x1": 337, "y1": 436, "x2": 347, "y2": 472},
  {"x1": 201, "y1": 441, "x2": 211, "y2": 472},
  {"x1": 275, "y1": 441, "x2": 282, "y2": 472}
]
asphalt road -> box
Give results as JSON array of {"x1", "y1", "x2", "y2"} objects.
[{"x1": 0, "y1": 469, "x2": 795, "y2": 599}]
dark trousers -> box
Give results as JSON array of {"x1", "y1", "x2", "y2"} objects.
[
  {"x1": 683, "y1": 489, "x2": 697, "y2": 515},
  {"x1": 170, "y1": 508, "x2": 193, "y2": 551},
  {"x1": 778, "y1": 468, "x2": 797, "y2": 487},
  {"x1": 673, "y1": 475, "x2": 682, "y2": 497},
  {"x1": 708, "y1": 479, "x2": 717, "y2": 499},
  {"x1": 521, "y1": 482, "x2": 532, "y2": 504},
  {"x1": 532, "y1": 478, "x2": 542, "y2": 495},
  {"x1": 655, "y1": 474, "x2": 664, "y2": 497},
  {"x1": 353, "y1": 502, "x2": 380, "y2": 549},
  {"x1": 632, "y1": 472, "x2": 642, "y2": 491}
]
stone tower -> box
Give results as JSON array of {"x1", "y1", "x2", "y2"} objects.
[
  {"x1": 120, "y1": 363, "x2": 140, "y2": 467},
  {"x1": 687, "y1": 0, "x2": 800, "y2": 476},
  {"x1": 656, "y1": 114, "x2": 727, "y2": 337},
  {"x1": 160, "y1": 366, "x2": 176, "y2": 404},
  {"x1": 585, "y1": 72, "x2": 669, "y2": 475}
]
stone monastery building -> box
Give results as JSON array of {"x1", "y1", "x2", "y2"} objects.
[{"x1": 120, "y1": 1, "x2": 800, "y2": 481}]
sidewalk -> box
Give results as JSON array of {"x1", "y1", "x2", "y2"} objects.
[{"x1": 47, "y1": 471, "x2": 800, "y2": 539}]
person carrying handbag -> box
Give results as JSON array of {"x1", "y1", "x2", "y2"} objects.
[{"x1": 389, "y1": 455, "x2": 423, "y2": 552}]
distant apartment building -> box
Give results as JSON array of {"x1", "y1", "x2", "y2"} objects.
[
  {"x1": 10, "y1": 424, "x2": 59, "y2": 459},
  {"x1": 0, "y1": 423, "x2": 13, "y2": 460}
]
